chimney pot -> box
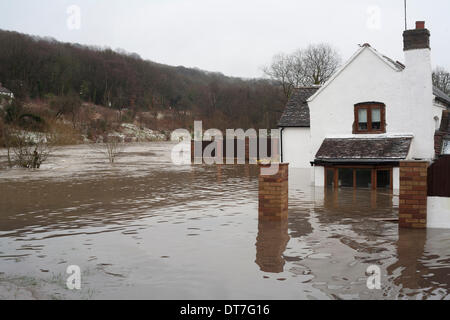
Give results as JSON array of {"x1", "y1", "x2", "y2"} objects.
[{"x1": 416, "y1": 21, "x2": 425, "y2": 29}]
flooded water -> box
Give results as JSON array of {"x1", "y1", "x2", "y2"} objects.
[{"x1": 0, "y1": 142, "x2": 449, "y2": 300}]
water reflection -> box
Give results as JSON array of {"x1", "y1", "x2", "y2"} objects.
[
  {"x1": 387, "y1": 229, "x2": 427, "y2": 293},
  {"x1": 0, "y1": 143, "x2": 449, "y2": 299},
  {"x1": 387, "y1": 229, "x2": 450, "y2": 299},
  {"x1": 255, "y1": 220, "x2": 290, "y2": 273}
]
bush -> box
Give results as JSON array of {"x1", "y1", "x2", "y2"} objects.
[{"x1": 8, "y1": 129, "x2": 53, "y2": 168}]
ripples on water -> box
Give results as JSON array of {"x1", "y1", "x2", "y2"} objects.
[{"x1": 0, "y1": 142, "x2": 449, "y2": 299}]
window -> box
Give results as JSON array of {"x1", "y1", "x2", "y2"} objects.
[
  {"x1": 354, "y1": 103, "x2": 386, "y2": 134},
  {"x1": 338, "y1": 168, "x2": 353, "y2": 188},
  {"x1": 443, "y1": 139, "x2": 450, "y2": 155},
  {"x1": 325, "y1": 166, "x2": 393, "y2": 190}
]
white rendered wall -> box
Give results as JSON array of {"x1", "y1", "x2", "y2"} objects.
[
  {"x1": 314, "y1": 166, "x2": 325, "y2": 187},
  {"x1": 432, "y1": 103, "x2": 446, "y2": 130},
  {"x1": 427, "y1": 197, "x2": 450, "y2": 229},
  {"x1": 402, "y1": 48, "x2": 435, "y2": 160},
  {"x1": 282, "y1": 128, "x2": 311, "y2": 168},
  {"x1": 308, "y1": 47, "x2": 436, "y2": 166},
  {"x1": 393, "y1": 167, "x2": 400, "y2": 190}
]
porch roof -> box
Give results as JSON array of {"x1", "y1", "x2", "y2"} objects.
[{"x1": 315, "y1": 137, "x2": 413, "y2": 162}]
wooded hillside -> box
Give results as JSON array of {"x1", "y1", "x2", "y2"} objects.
[{"x1": 0, "y1": 29, "x2": 285, "y2": 130}]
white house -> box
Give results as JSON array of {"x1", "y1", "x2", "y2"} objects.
[
  {"x1": 278, "y1": 21, "x2": 450, "y2": 190},
  {"x1": 0, "y1": 82, "x2": 14, "y2": 99}
]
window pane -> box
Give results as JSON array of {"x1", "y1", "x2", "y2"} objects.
[
  {"x1": 377, "y1": 170, "x2": 390, "y2": 189},
  {"x1": 443, "y1": 140, "x2": 450, "y2": 155},
  {"x1": 338, "y1": 168, "x2": 353, "y2": 188},
  {"x1": 372, "y1": 108, "x2": 381, "y2": 130},
  {"x1": 358, "y1": 109, "x2": 368, "y2": 130},
  {"x1": 326, "y1": 169, "x2": 334, "y2": 187},
  {"x1": 356, "y1": 169, "x2": 372, "y2": 188}
]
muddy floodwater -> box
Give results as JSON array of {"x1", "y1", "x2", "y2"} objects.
[{"x1": 0, "y1": 142, "x2": 449, "y2": 300}]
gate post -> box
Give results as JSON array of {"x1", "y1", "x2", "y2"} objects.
[
  {"x1": 258, "y1": 163, "x2": 289, "y2": 220},
  {"x1": 399, "y1": 161, "x2": 429, "y2": 229}
]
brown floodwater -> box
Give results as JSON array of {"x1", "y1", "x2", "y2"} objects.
[{"x1": 0, "y1": 142, "x2": 449, "y2": 300}]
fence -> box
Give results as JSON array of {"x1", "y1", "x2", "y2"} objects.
[
  {"x1": 191, "y1": 137, "x2": 279, "y2": 163},
  {"x1": 427, "y1": 155, "x2": 450, "y2": 197}
]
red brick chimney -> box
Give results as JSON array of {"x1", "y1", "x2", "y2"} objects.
[
  {"x1": 403, "y1": 21, "x2": 430, "y2": 51},
  {"x1": 416, "y1": 21, "x2": 425, "y2": 30}
]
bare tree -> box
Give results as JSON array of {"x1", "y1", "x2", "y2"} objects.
[
  {"x1": 433, "y1": 67, "x2": 450, "y2": 95},
  {"x1": 303, "y1": 44, "x2": 341, "y2": 85},
  {"x1": 50, "y1": 94, "x2": 82, "y2": 129},
  {"x1": 90, "y1": 135, "x2": 125, "y2": 164},
  {"x1": 1, "y1": 124, "x2": 13, "y2": 167},
  {"x1": 263, "y1": 53, "x2": 295, "y2": 99},
  {"x1": 263, "y1": 43, "x2": 341, "y2": 99},
  {"x1": 9, "y1": 130, "x2": 53, "y2": 169}
]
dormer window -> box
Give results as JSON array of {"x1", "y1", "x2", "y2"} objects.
[{"x1": 353, "y1": 102, "x2": 386, "y2": 134}]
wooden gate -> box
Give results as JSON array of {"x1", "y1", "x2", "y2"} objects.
[{"x1": 427, "y1": 155, "x2": 450, "y2": 197}]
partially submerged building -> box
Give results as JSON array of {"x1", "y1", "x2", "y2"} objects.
[{"x1": 278, "y1": 21, "x2": 450, "y2": 190}]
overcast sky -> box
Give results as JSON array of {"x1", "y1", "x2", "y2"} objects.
[{"x1": 0, "y1": 0, "x2": 449, "y2": 78}]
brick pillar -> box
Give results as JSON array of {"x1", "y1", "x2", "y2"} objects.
[
  {"x1": 258, "y1": 163, "x2": 289, "y2": 220},
  {"x1": 399, "y1": 161, "x2": 429, "y2": 229}
]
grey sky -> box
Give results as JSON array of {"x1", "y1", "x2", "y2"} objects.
[{"x1": 0, "y1": 0, "x2": 449, "y2": 78}]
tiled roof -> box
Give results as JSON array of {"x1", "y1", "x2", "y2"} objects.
[
  {"x1": 278, "y1": 87, "x2": 320, "y2": 127},
  {"x1": 315, "y1": 137, "x2": 413, "y2": 161},
  {"x1": 433, "y1": 86, "x2": 450, "y2": 106}
]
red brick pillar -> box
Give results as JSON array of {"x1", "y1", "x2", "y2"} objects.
[
  {"x1": 258, "y1": 163, "x2": 289, "y2": 220},
  {"x1": 399, "y1": 161, "x2": 429, "y2": 229}
]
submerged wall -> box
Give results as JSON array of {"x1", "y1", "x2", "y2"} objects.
[{"x1": 427, "y1": 197, "x2": 450, "y2": 229}]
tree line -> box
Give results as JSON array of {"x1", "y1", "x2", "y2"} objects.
[{"x1": 0, "y1": 29, "x2": 285, "y2": 131}]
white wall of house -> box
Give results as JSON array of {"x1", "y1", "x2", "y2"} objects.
[
  {"x1": 281, "y1": 127, "x2": 311, "y2": 168},
  {"x1": 308, "y1": 46, "x2": 436, "y2": 163},
  {"x1": 427, "y1": 197, "x2": 450, "y2": 229},
  {"x1": 433, "y1": 103, "x2": 447, "y2": 130},
  {"x1": 393, "y1": 167, "x2": 400, "y2": 190},
  {"x1": 402, "y1": 48, "x2": 435, "y2": 159},
  {"x1": 314, "y1": 166, "x2": 325, "y2": 187}
]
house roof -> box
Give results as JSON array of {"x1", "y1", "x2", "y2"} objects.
[
  {"x1": 277, "y1": 87, "x2": 320, "y2": 127},
  {"x1": 307, "y1": 46, "x2": 405, "y2": 103},
  {"x1": 0, "y1": 84, "x2": 12, "y2": 95},
  {"x1": 433, "y1": 86, "x2": 450, "y2": 106},
  {"x1": 315, "y1": 137, "x2": 413, "y2": 161},
  {"x1": 308, "y1": 45, "x2": 450, "y2": 106}
]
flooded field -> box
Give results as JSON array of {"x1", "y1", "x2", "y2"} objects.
[{"x1": 0, "y1": 142, "x2": 449, "y2": 300}]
